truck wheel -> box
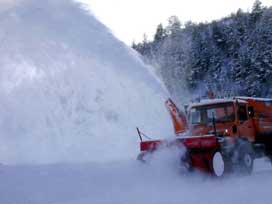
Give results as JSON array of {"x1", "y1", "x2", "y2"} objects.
[
  {"x1": 236, "y1": 140, "x2": 254, "y2": 174},
  {"x1": 212, "y1": 151, "x2": 225, "y2": 177},
  {"x1": 238, "y1": 152, "x2": 254, "y2": 174},
  {"x1": 269, "y1": 156, "x2": 272, "y2": 165},
  {"x1": 181, "y1": 151, "x2": 193, "y2": 172},
  {"x1": 269, "y1": 156, "x2": 272, "y2": 167}
]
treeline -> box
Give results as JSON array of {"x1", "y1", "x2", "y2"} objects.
[{"x1": 133, "y1": 0, "x2": 272, "y2": 99}]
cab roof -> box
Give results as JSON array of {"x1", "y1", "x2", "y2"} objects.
[
  {"x1": 235, "y1": 96, "x2": 272, "y2": 102},
  {"x1": 189, "y1": 98, "x2": 247, "y2": 108}
]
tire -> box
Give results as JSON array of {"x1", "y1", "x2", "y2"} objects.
[
  {"x1": 264, "y1": 155, "x2": 272, "y2": 167},
  {"x1": 235, "y1": 139, "x2": 254, "y2": 174},
  {"x1": 181, "y1": 151, "x2": 193, "y2": 172},
  {"x1": 239, "y1": 152, "x2": 254, "y2": 174},
  {"x1": 211, "y1": 151, "x2": 225, "y2": 177}
]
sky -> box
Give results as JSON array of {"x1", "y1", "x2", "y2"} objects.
[{"x1": 79, "y1": 0, "x2": 272, "y2": 45}]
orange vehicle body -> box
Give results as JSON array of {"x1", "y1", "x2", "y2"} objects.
[
  {"x1": 188, "y1": 97, "x2": 272, "y2": 144},
  {"x1": 138, "y1": 97, "x2": 272, "y2": 176}
]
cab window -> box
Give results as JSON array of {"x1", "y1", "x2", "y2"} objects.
[
  {"x1": 189, "y1": 103, "x2": 235, "y2": 125},
  {"x1": 238, "y1": 105, "x2": 248, "y2": 121},
  {"x1": 248, "y1": 106, "x2": 254, "y2": 117}
]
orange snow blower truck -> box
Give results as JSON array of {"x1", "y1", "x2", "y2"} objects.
[{"x1": 137, "y1": 97, "x2": 272, "y2": 177}]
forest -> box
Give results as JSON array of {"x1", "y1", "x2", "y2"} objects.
[{"x1": 133, "y1": 0, "x2": 272, "y2": 100}]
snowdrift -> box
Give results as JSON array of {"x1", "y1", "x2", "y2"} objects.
[{"x1": 0, "y1": 0, "x2": 173, "y2": 164}]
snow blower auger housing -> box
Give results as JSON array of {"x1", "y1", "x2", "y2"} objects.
[{"x1": 137, "y1": 97, "x2": 272, "y2": 177}]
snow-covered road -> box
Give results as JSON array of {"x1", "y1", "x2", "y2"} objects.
[{"x1": 1, "y1": 158, "x2": 271, "y2": 204}]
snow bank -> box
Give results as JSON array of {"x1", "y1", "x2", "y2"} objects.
[{"x1": 0, "y1": 0, "x2": 173, "y2": 164}]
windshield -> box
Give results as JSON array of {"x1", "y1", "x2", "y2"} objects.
[{"x1": 189, "y1": 103, "x2": 235, "y2": 125}]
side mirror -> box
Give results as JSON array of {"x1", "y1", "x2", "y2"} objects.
[{"x1": 248, "y1": 106, "x2": 254, "y2": 118}]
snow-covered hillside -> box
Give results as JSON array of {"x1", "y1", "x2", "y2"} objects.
[{"x1": 0, "y1": 0, "x2": 173, "y2": 164}]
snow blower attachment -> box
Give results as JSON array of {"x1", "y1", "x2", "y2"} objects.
[
  {"x1": 165, "y1": 98, "x2": 187, "y2": 135},
  {"x1": 137, "y1": 97, "x2": 272, "y2": 177}
]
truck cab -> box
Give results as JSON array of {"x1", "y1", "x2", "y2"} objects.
[{"x1": 188, "y1": 99, "x2": 256, "y2": 143}]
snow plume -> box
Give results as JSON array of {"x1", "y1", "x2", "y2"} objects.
[
  {"x1": 142, "y1": 143, "x2": 187, "y2": 175},
  {"x1": 0, "y1": 0, "x2": 173, "y2": 164},
  {"x1": 0, "y1": 0, "x2": 21, "y2": 11}
]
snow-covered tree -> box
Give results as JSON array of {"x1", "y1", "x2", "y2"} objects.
[{"x1": 133, "y1": 2, "x2": 272, "y2": 98}]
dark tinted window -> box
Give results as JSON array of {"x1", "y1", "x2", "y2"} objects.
[
  {"x1": 248, "y1": 106, "x2": 254, "y2": 118},
  {"x1": 238, "y1": 105, "x2": 247, "y2": 121}
]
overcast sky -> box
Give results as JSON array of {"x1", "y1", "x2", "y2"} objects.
[{"x1": 80, "y1": 0, "x2": 271, "y2": 45}]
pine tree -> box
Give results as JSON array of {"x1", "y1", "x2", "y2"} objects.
[
  {"x1": 166, "y1": 16, "x2": 182, "y2": 37},
  {"x1": 250, "y1": 0, "x2": 263, "y2": 24},
  {"x1": 154, "y1": 23, "x2": 166, "y2": 42}
]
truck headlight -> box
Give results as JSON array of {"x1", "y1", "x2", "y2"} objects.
[{"x1": 224, "y1": 129, "x2": 230, "y2": 136}]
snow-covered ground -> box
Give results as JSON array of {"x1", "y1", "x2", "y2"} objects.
[{"x1": 0, "y1": 157, "x2": 271, "y2": 204}]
